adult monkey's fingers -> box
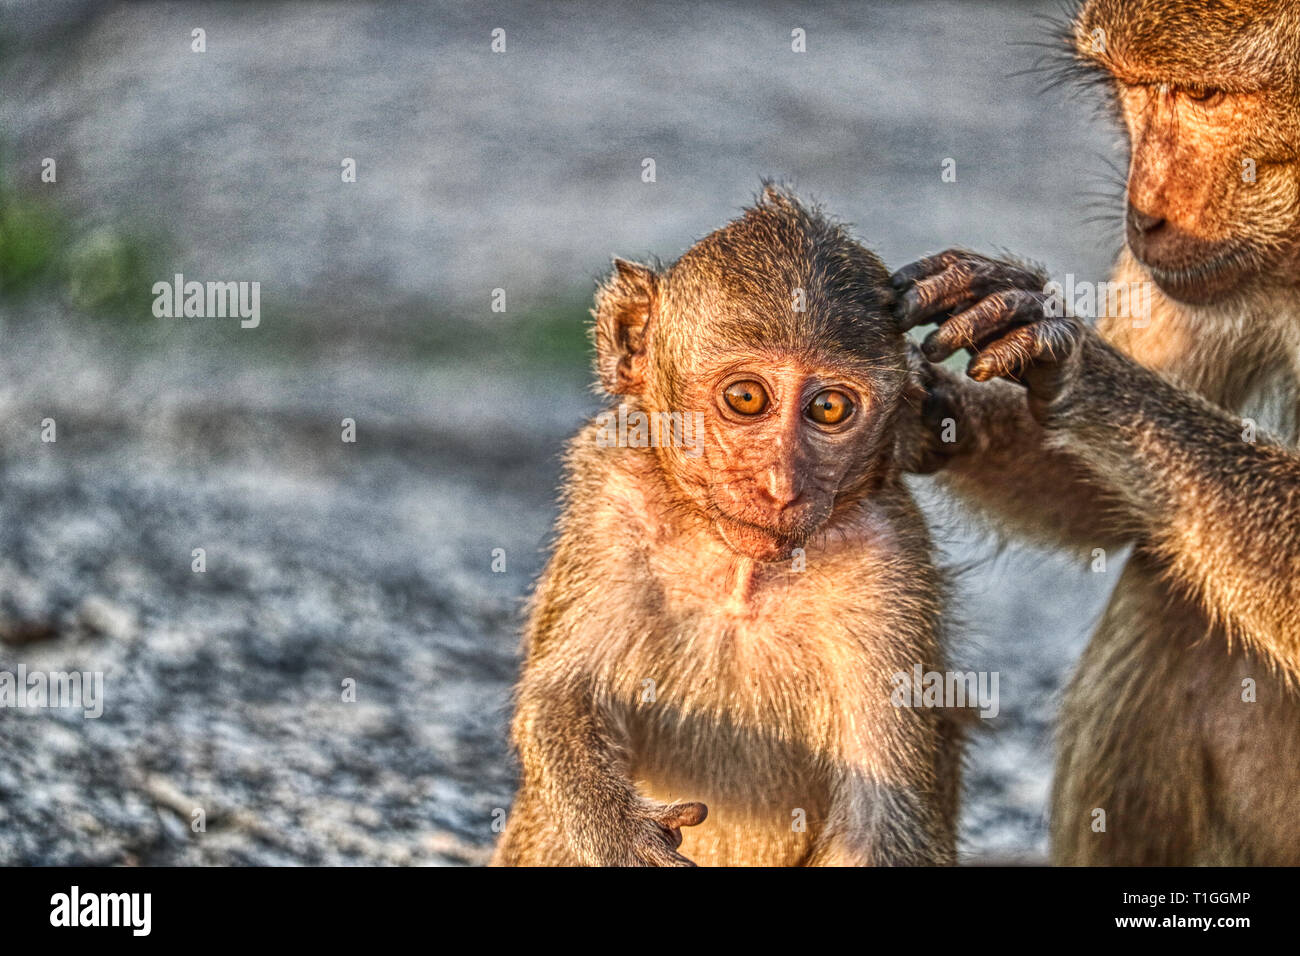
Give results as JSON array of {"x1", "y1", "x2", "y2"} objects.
[
  {"x1": 922, "y1": 289, "x2": 1046, "y2": 362},
  {"x1": 895, "y1": 262, "x2": 985, "y2": 330},
  {"x1": 889, "y1": 250, "x2": 972, "y2": 290},
  {"x1": 967, "y1": 319, "x2": 1079, "y2": 383},
  {"x1": 893, "y1": 250, "x2": 1051, "y2": 331}
]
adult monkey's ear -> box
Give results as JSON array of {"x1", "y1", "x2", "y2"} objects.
[{"x1": 593, "y1": 257, "x2": 658, "y2": 395}]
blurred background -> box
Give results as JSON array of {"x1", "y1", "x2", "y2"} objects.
[{"x1": 0, "y1": 0, "x2": 1122, "y2": 864}]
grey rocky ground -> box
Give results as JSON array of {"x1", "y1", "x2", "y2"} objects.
[{"x1": 0, "y1": 0, "x2": 1120, "y2": 864}]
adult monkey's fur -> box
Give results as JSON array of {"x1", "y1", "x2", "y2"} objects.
[{"x1": 897, "y1": 0, "x2": 1300, "y2": 864}]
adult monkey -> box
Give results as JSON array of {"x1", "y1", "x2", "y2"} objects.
[{"x1": 894, "y1": 0, "x2": 1300, "y2": 864}]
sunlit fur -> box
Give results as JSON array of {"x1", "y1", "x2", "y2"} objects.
[{"x1": 494, "y1": 188, "x2": 964, "y2": 866}]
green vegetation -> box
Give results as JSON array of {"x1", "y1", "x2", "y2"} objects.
[
  {"x1": 0, "y1": 153, "x2": 164, "y2": 318},
  {"x1": 0, "y1": 190, "x2": 62, "y2": 296},
  {"x1": 389, "y1": 292, "x2": 593, "y2": 371},
  {"x1": 0, "y1": 143, "x2": 591, "y2": 372},
  {"x1": 507, "y1": 297, "x2": 592, "y2": 368}
]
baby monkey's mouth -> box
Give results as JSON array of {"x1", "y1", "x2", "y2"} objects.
[{"x1": 712, "y1": 513, "x2": 811, "y2": 563}]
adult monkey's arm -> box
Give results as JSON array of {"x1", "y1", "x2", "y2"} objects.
[
  {"x1": 903, "y1": 342, "x2": 1136, "y2": 552},
  {"x1": 897, "y1": 249, "x2": 1300, "y2": 676},
  {"x1": 1042, "y1": 334, "x2": 1300, "y2": 664},
  {"x1": 897, "y1": 253, "x2": 1135, "y2": 552}
]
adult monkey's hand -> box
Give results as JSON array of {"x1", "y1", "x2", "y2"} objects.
[
  {"x1": 893, "y1": 248, "x2": 1300, "y2": 681},
  {"x1": 891, "y1": 250, "x2": 1087, "y2": 423}
]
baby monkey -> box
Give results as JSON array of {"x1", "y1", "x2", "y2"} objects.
[{"x1": 493, "y1": 186, "x2": 961, "y2": 866}]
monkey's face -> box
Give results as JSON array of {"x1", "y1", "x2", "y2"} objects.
[
  {"x1": 656, "y1": 352, "x2": 901, "y2": 563},
  {"x1": 590, "y1": 187, "x2": 904, "y2": 562},
  {"x1": 1075, "y1": 1, "x2": 1300, "y2": 305},
  {"x1": 1114, "y1": 82, "x2": 1299, "y2": 304}
]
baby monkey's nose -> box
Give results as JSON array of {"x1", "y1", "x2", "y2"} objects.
[{"x1": 760, "y1": 465, "x2": 805, "y2": 511}]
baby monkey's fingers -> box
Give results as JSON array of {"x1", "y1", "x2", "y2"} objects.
[
  {"x1": 652, "y1": 801, "x2": 708, "y2": 846},
  {"x1": 635, "y1": 843, "x2": 698, "y2": 867},
  {"x1": 629, "y1": 800, "x2": 707, "y2": 867}
]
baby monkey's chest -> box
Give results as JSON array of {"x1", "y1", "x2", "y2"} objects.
[
  {"x1": 623, "y1": 593, "x2": 865, "y2": 716},
  {"x1": 625, "y1": 668, "x2": 835, "y2": 866},
  {"x1": 615, "y1": 613, "x2": 873, "y2": 864},
  {"x1": 606, "y1": 568, "x2": 915, "y2": 863}
]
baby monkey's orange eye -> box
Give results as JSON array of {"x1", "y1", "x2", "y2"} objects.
[
  {"x1": 723, "y1": 380, "x2": 769, "y2": 415},
  {"x1": 806, "y1": 389, "x2": 852, "y2": 426}
]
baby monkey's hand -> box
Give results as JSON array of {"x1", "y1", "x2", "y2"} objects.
[
  {"x1": 604, "y1": 799, "x2": 707, "y2": 867},
  {"x1": 899, "y1": 342, "x2": 976, "y2": 474}
]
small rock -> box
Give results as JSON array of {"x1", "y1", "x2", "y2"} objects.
[
  {"x1": 76, "y1": 596, "x2": 135, "y2": 640},
  {"x1": 0, "y1": 618, "x2": 59, "y2": 646}
]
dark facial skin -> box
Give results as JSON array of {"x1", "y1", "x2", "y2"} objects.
[{"x1": 1116, "y1": 81, "x2": 1300, "y2": 305}]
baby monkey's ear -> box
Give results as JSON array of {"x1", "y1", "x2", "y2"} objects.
[{"x1": 593, "y1": 257, "x2": 658, "y2": 395}]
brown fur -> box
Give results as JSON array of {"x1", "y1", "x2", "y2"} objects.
[
  {"x1": 493, "y1": 188, "x2": 965, "y2": 866},
  {"x1": 1048, "y1": 263, "x2": 1300, "y2": 865},
  {"x1": 898, "y1": 0, "x2": 1300, "y2": 864}
]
